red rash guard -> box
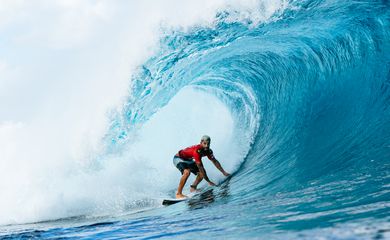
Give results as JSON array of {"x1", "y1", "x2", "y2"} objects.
[{"x1": 177, "y1": 144, "x2": 216, "y2": 164}]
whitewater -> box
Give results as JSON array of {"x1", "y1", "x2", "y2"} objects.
[{"x1": 0, "y1": 0, "x2": 389, "y2": 239}]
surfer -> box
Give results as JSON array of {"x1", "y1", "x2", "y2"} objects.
[{"x1": 173, "y1": 135, "x2": 230, "y2": 199}]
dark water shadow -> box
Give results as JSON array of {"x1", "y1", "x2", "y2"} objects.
[{"x1": 187, "y1": 180, "x2": 232, "y2": 210}]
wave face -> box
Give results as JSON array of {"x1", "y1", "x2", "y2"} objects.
[
  {"x1": 2, "y1": 0, "x2": 390, "y2": 238},
  {"x1": 103, "y1": 0, "x2": 390, "y2": 238}
]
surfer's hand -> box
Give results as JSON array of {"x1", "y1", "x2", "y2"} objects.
[
  {"x1": 208, "y1": 181, "x2": 216, "y2": 186},
  {"x1": 223, "y1": 172, "x2": 230, "y2": 177}
]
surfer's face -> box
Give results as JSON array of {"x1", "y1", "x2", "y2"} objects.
[{"x1": 201, "y1": 140, "x2": 210, "y2": 150}]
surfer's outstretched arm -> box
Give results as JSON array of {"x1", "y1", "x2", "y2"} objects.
[
  {"x1": 211, "y1": 159, "x2": 230, "y2": 176},
  {"x1": 196, "y1": 162, "x2": 216, "y2": 186}
]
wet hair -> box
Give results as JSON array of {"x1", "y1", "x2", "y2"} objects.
[{"x1": 201, "y1": 135, "x2": 211, "y2": 142}]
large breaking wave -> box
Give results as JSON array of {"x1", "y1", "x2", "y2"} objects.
[
  {"x1": 106, "y1": 0, "x2": 390, "y2": 237},
  {"x1": 1, "y1": 0, "x2": 389, "y2": 238}
]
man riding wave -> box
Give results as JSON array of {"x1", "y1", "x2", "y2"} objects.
[{"x1": 173, "y1": 135, "x2": 230, "y2": 199}]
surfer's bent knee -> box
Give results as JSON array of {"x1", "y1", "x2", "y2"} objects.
[{"x1": 183, "y1": 169, "x2": 190, "y2": 176}]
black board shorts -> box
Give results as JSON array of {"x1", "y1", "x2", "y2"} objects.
[{"x1": 173, "y1": 156, "x2": 199, "y2": 175}]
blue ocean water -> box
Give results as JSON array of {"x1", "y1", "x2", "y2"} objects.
[{"x1": 2, "y1": 0, "x2": 390, "y2": 239}]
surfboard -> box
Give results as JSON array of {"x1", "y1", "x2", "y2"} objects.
[
  {"x1": 162, "y1": 191, "x2": 198, "y2": 206},
  {"x1": 162, "y1": 173, "x2": 235, "y2": 206},
  {"x1": 162, "y1": 198, "x2": 188, "y2": 206}
]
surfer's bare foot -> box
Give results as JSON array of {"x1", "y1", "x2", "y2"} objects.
[
  {"x1": 190, "y1": 186, "x2": 201, "y2": 193},
  {"x1": 223, "y1": 171, "x2": 230, "y2": 177},
  {"x1": 176, "y1": 193, "x2": 187, "y2": 199}
]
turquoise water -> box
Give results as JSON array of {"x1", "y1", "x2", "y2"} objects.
[{"x1": 1, "y1": 0, "x2": 390, "y2": 239}]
